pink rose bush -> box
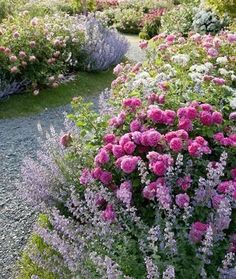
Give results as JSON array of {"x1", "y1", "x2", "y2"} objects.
[
  {"x1": 20, "y1": 30, "x2": 236, "y2": 278},
  {"x1": 111, "y1": 31, "x2": 236, "y2": 115}
]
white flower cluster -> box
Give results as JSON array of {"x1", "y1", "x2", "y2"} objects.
[{"x1": 171, "y1": 54, "x2": 190, "y2": 66}]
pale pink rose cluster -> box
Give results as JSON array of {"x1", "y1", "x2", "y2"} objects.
[{"x1": 214, "y1": 132, "x2": 236, "y2": 147}]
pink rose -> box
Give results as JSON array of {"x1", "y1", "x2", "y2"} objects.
[
  {"x1": 212, "y1": 111, "x2": 223, "y2": 124},
  {"x1": 200, "y1": 111, "x2": 213, "y2": 126},
  {"x1": 175, "y1": 193, "x2": 190, "y2": 208},
  {"x1": 120, "y1": 156, "x2": 139, "y2": 174},
  {"x1": 100, "y1": 171, "x2": 113, "y2": 185},
  {"x1": 169, "y1": 137, "x2": 183, "y2": 152},
  {"x1": 112, "y1": 145, "x2": 125, "y2": 158},
  {"x1": 60, "y1": 133, "x2": 72, "y2": 147},
  {"x1": 152, "y1": 160, "x2": 166, "y2": 176},
  {"x1": 123, "y1": 141, "x2": 136, "y2": 154},
  {"x1": 130, "y1": 119, "x2": 142, "y2": 132},
  {"x1": 143, "y1": 182, "x2": 157, "y2": 200},
  {"x1": 102, "y1": 204, "x2": 116, "y2": 222},
  {"x1": 95, "y1": 148, "x2": 110, "y2": 165},
  {"x1": 189, "y1": 222, "x2": 209, "y2": 243}
]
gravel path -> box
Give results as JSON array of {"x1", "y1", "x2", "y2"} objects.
[{"x1": 0, "y1": 35, "x2": 145, "y2": 279}]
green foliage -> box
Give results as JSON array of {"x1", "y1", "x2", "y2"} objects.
[
  {"x1": 192, "y1": 8, "x2": 229, "y2": 35},
  {"x1": 18, "y1": 0, "x2": 74, "y2": 17},
  {"x1": 0, "y1": 70, "x2": 115, "y2": 119},
  {"x1": 161, "y1": 4, "x2": 194, "y2": 35},
  {"x1": 0, "y1": 12, "x2": 84, "y2": 88},
  {"x1": 71, "y1": 0, "x2": 96, "y2": 13},
  {"x1": 17, "y1": 214, "x2": 58, "y2": 279},
  {"x1": 0, "y1": 0, "x2": 12, "y2": 22},
  {"x1": 114, "y1": 8, "x2": 143, "y2": 34},
  {"x1": 206, "y1": 0, "x2": 236, "y2": 17}
]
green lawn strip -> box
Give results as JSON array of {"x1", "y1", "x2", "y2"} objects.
[{"x1": 0, "y1": 70, "x2": 115, "y2": 119}]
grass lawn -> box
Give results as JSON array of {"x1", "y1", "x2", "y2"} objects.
[{"x1": 0, "y1": 70, "x2": 115, "y2": 119}]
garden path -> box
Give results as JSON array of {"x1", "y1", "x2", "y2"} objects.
[{"x1": 0, "y1": 35, "x2": 145, "y2": 278}]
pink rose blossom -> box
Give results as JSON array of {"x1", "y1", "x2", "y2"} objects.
[
  {"x1": 189, "y1": 222, "x2": 209, "y2": 243},
  {"x1": 169, "y1": 137, "x2": 183, "y2": 152},
  {"x1": 112, "y1": 145, "x2": 125, "y2": 158},
  {"x1": 120, "y1": 156, "x2": 139, "y2": 174},
  {"x1": 175, "y1": 193, "x2": 190, "y2": 208},
  {"x1": 116, "y1": 181, "x2": 132, "y2": 206},
  {"x1": 212, "y1": 77, "x2": 225, "y2": 85},
  {"x1": 200, "y1": 111, "x2": 213, "y2": 126},
  {"x1": 100, "y1": 171, "x2": 113, "y2": 185},
  {"x1": 79, "y1": 169, "x2": 93, "y2": 185},
  {"x1": 103, "y1": 134, "x2": 116, "y2": 144},
  {"x1": 130, "y1": 119, "x2": 142, "y2": 132},
  {"x1": 102, "y1": 204, "x2": 116, "y2": 222},
  {"x1": 177, "y1": 176, "x2": 191, "y2": 191},
  {"x1": 113, "y1": 64, "x2": 123, "y2": 75},
  {"x1": 207, "y1": 47, "x2": 218, "y2": 57},
  {"x1": 95, "y1": 149, "x2": 110, "y2": 165},
  {"x1": 123, "y1": 141, "x2": 136, "y2": 154},
  {"x1": 60, "y1": 133, "x2": 72, "y2": 147},
  {"x1": 212, "y1": 111, "x2": 223, "y2": 124}
]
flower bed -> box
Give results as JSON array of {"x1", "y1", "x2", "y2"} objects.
[
  {"x1": 18, "y1": 28, "x2": 236, "y2": 278},
  {"x1": 0, "y1": 12, "x2": 128, "y2": 97},
  {"x1": 112, "y1": 31, "x2": 236, "y2": 116}
]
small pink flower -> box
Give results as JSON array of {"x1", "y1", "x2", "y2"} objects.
[
  {"x1": 100, "y1": 171, "x2": 113, "y2": 185},
  {"x1": 29, "y1": 55, "x2": 36, "y2": 62},
  {"x1": 95, "y1": 149, "x2": 110, "y2": 165},
  {"x1": 143, "y1": 181, "x2": 157, "y2": 200},
  {"x1": 120, "y1": 156, "x2": 139, "y2": 174},
  {"x1": 79, "y1": 169, "x2": 93, "y2": 185},
  {"x1": 103, "y1": 134, "x2": 116, "y2": 144},
  {"x1": 123, "y1": 97, "x2": 142, "y2": 111},
  {"x1": 177, "y1": 176, "x2": 191, "y2": 191},
  {"x1": 175, "y1": 193, "x2": 190, "y2": 208},
  {"x1": 189, "y1": 222, "x2": 209, "y2": 243},
  {"x1": 9, "y1": 55, "x2": 17, "y2": 62},
  {"x1": 102, "y1": 204, "x2": 116, "y2": 222},
  {"x1": 130, "y1": 119, "x2": 142, "y2": 132},
  {"x1": 229, "y1": 112, "x2": 236, "y2": 121},
  {"x1": 152, "y1": 160, "x2": 166, "y2": 176},
  {"x1": 178, "y1": 118, "x2": 193, "y2": 131},
  {"x1": 200, "y1": 103, "x2": 213, "y2": 112},
  {"x1": 113, "y1": 64, "x2": 123, "y2": 75},
  {"x1": 112, "y1": 145, "x2": 125, "y2": 158},
  {"x1": 207, "y1": 47, "x2": 218, "y2": 57},
  {"x1": 200, "y1": 111, "x2": 213, "y2": 126},
  {"x1": 139, "y1": 41, "x2": 148, "y2": 49},
  {"x1": 212, "y1": 77, "x2": 225, "y2": 85},
  {"x1": 212, "y1": 111, "x2": 223, "y2": 124},
  {"x1": 147, "y1": 107, "x2": 163, "y2": 123},
  {"x1": 146, "y1": 130, "x2": 161, "y2": 147},
  {"x1": 231, "y1": 169, "x2": 236, "y2": 180},
  {"x1": 116, "y1": 181, "x2": 132, "y2": 206},
  {"x1": 60, "y1": 133, "x2": 72, "y2": 147},
  {"x1": 228, "y1": 34, "x2": 236, "y2": 43},
  {"x1": 123, "y1": 141, "x2": 136, "y2": 154},
  {"x1": 212, "y1": 194, "x2": 225, "y2": 209},
  {"x1": 19, "y1": 51, "x2": 26, "y2": 58},
  {"x1": 10, "y1": 66, "x2": 18, "y2": 73},
  {"x1": 13, "y1": 31, "x2": 20, "y2": 38},
  {"x1": 169, "y1": 137, "x2": 183, "y2": 152},
  {"x1": 92, "y1": 167, "x2": 103, "y2": 179}
]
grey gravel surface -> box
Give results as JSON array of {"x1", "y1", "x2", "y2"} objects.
[{"x1": 0, "y1": 35, "x2": 145, "y2": 279}]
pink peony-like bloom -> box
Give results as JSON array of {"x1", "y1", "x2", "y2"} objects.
[
  {"x1": 169, "y1": 137, "x2": 183, "y2": 152},
  {"x1": 152, "y1": 160, "x2": 166, "y2": 176},
  {"x1": 79, "y1": 168, "x2": 93, "y2": 186},
  {"x1": 9, "y1": 55, "x2": 17, "y2": 62},
  {"x1": 103, "y1": 133, "x2": 116, "y2": 144},
  {"x1": 102, "y1": 204, "x2": 116, "y2": 222},
  {"x1": 207, "y1": 47, "x2": 218, "y2": 57},
  {"x1": 95, "y1": 148, "x2": 110, "y2": 165},
  {"x1": 156, "y1": 184, "x2": 172, "y2": 209},
  {"x1": 119, "y1": 133, "x2": 131, "y2": 146},
  {"x1": 19, "y1": 51, "x2": 26, "y2": 58},
  {"x1": 145, "y1": 129, "x2": 161, "y2": 147},
  {"x1": 229, "y1": 112, "x2": 236, "y2": 121},
  {"x1": 212, "y1": 77, "x2": 225, "y2": 85},
  {"x1": 10, "y1": 66, "x2": 18, "y2": 73},
  {"x1": 200, "y1": 103, "x2": 213, "y2": 112},
  {"x1": 147, "y1": 106, "x2": 163, "y2": 123},
  {"x1": 200, "y1": 111, "x2": 213, "y2": 126},
  {"x1": 120, "y1": 156, "x2": 139, "y2": 174},
  {"x1": 132, "y1": 131, "x2": 142, "y2": 145},
  {"x1": 175, "y1": 193, "x2": 190, "y2": 208},
  {"x1": 166, "y1": 34, "x2": 176, "y2": 43},
  {"x1": 212, "y1": 194, "x2": 225, "y2": 209},
  {"x1": 187, "y1": 106, "x2": 198, "y2": 120},
  {"x1": 60, "y1": 133, "x2": 72, "y2": 147},
  {"x1": 123, "y1": 97, "x2": 142, "y2": 111},
  {"x1": 212, "y1": 111, "x2": 223, "y2": 124},
  {"x1": 231, "y1": 169, "x2": 236, "y2": 180},
  {"x1": 139, "y1": 41, "x2": 148, "y2": 49},
  {"x1": 113, "y1": 64, "x2": 123, "y2": 75},
  {"x1": 100, "y1": 171, "x2": 113, "y2": 185},
  {"x1": 189, "y1": 222, "x2": 209, "y2": 243},
  {"x1": 178, "y1": 118, "x2": 193, "y2": 131},
  {"x1": 116, "y1": 181, "x2": 132, "y2": 206},
  {"x1": 123, "y1": 141, "x2": 136, "y2": 154},
  {"x1": 176, "y1": 129, "x2": 189, "y2": 141},
  {"x1": 130, "y1": 119, "x2": 142, "y2": 132},
  {"x1": 177, "y1": 176, "x2": 191, "y2": 191},
  {"x1": 228, "y1": 33, "x2": 236, "y2": 43},
  {"x1": 165, "y1": 131, "x2": 177, "y2": 143},
  {"x1": 112, "y1": 145, "x2": 125, "y2": 158},
  {"x1": 217, "y1": 181, "x2": 231, "y2": 193},
  {"x1": 143, "y1": 181, "x2": 157, "y2": 200},
  {"x1": 92, "y1": 167, "x2": 103, "y2": 180}
]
